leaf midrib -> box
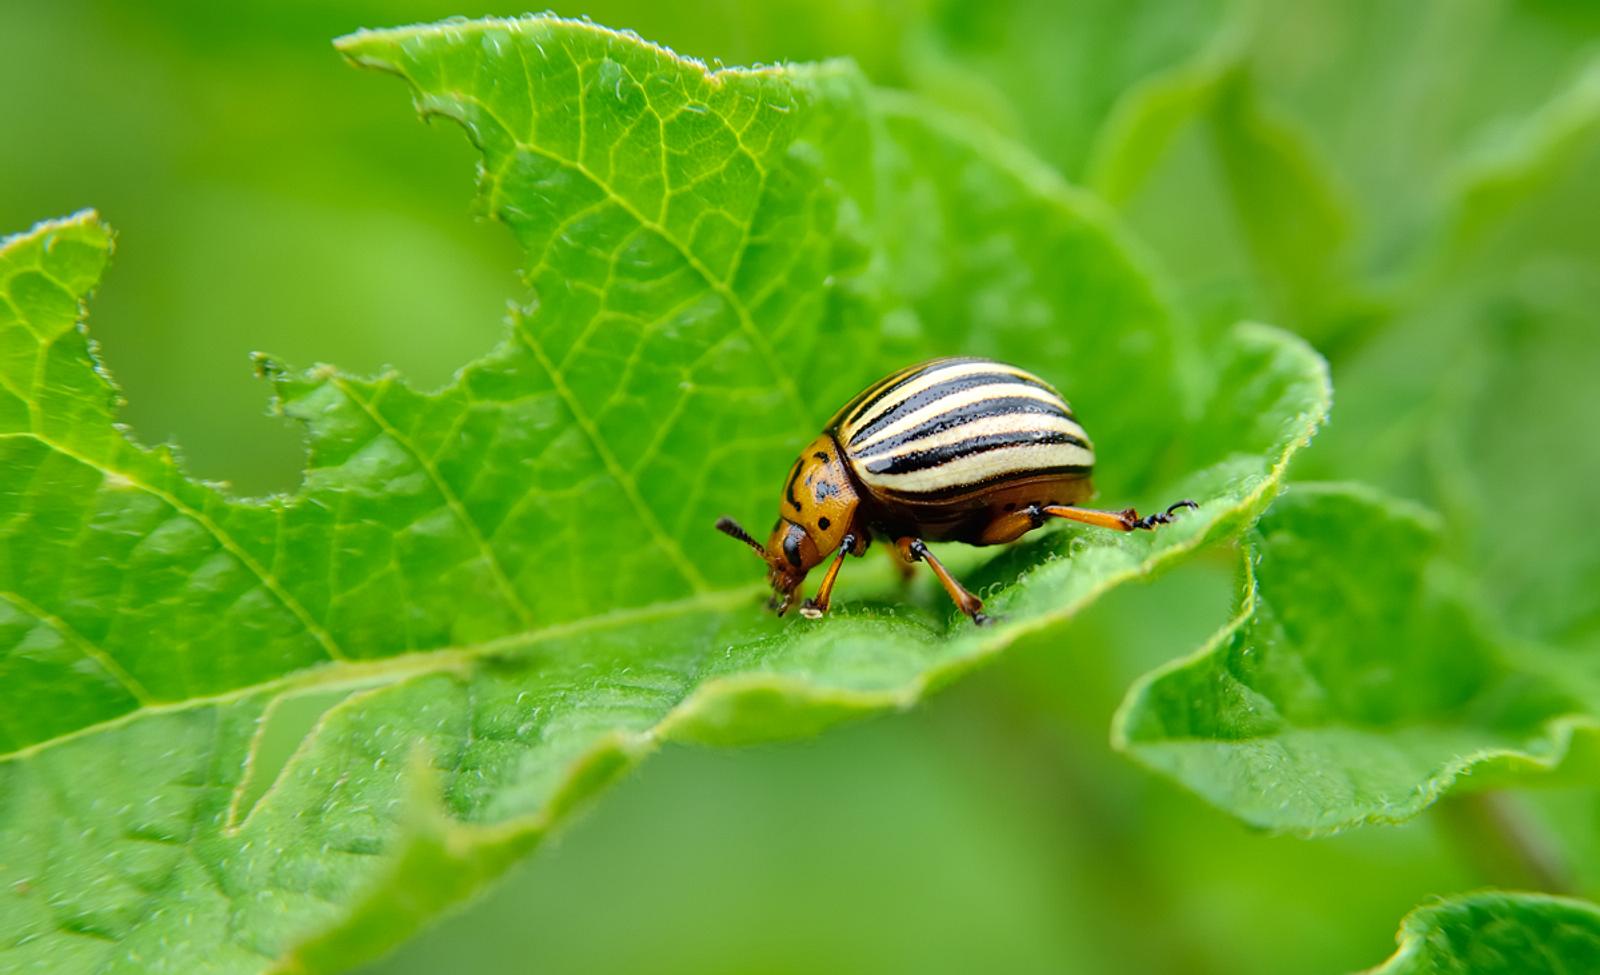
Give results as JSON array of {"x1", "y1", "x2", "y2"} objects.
[{"x1": 0, "y1": 582, "x2": 763, "y2": 765}]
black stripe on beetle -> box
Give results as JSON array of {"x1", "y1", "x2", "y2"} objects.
[
  {"x1": 875, "y1": 464, "x2": 1096, "y2": 502},
  {"x1": 784, "y1": 458, "x2": 804, "y2": 511},
  {"x1": 846, "y1": 371, "x2": 1059, "y2": 446},
  {"x1": 838, "y1": 357, "x2": 985, "y2": 429},
  {"x1": 863, "y1": 429, "x2": 1086, "y2": 476},
  {"x1": 854, "y1": 396, "x2": 1082, "y2": 459}
]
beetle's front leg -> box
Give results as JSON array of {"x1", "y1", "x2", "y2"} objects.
[
  {"x1": 800, "y1": 533, "x2": 857, "y2": 619},
  {"x1": 896, "y1": 537, "x2": 990, "y2": 626}
]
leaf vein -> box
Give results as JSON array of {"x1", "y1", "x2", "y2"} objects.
[
  {"x1": 446, "y1": 82, "x2": 812, "y2": 428},
  {"x1": 0, "y1": 431, "x2": 350, "y2": 664},
  {"x1": 0, "y1": 589, "x2": 156, "y2": 707},
  {"x1": 331, "y1": 377, "x2": 536, "y2": 630},
  {"x1": 510, "y1": 318, "x2": 709, "y2": 591}
]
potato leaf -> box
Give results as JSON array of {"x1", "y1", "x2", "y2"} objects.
[
  {"x1": 1092, "y1": 47, "x2": 1376, "y2": 353},
  {"x1": 913, "y1": 0, "x2": 1230, "y2": 180},
  {"x1": 1115, "y1": 483, "x2": 1600, "y2": 833},
  {"x1": 1300, "y1": 55, "x2": 1600, "y2": 653},
  {"x1": 1363, "y1": 891, "x2": 1600, "y2": 975},
  {"x1": 0, "y1": 16, "x2": 1328, "y2": 973}
]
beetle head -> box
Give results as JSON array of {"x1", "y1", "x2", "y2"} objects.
[
  {"x1": 716, "y1": 436, "x2": 860, "y2": 616},
  {"x1": 713, "y1": 515, "x2": 810, "y2": 614}
]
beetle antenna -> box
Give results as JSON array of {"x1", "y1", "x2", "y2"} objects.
[{"x1": 715, "y1": 517, "x2": 766, "y2": 557}]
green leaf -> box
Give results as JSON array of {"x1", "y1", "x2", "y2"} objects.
[
  {"x1": 1237, "y1": 1, "x2": 1600, "y2": 272},
  {"x1": 1082, "y1": 27, "x2": 1242, "y2": 207},
  {"x1": 911, "y1": 0, "x2": 1231, "y2": 181},
  {"x1": 1297, "y1": 54, "x2": 1600, "y2": 652},
  {"x1": 914, "y1": 2, "x2": 1378, "y2": 349},
  {"x1": 1092, "y1": 42, "x2": 1379, "y2": 353},
  {"x1": 1115, "y1": 483, "x2": 1600, "y2": 833},
  {"x1": 0, "y1": 16, "x2": 1328, "y2": 973},
  {"x1": 1433, "y1": 56, "x2": 1600, "y2": 267},
  {"x1": 1362, "y1": 891, "x2": 1600, "y2": 975},
  {"x1": 989, "y1": 1, "x2": 1600, "y2": 360}
]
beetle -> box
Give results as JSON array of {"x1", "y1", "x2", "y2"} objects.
[{"x1": 715, "y1": 356, "x2": 1196, "y2": 625}]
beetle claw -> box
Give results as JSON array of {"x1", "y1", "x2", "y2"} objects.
[{"x1": 1129, "y1": 499, "x2": 1199, "y2": 530}]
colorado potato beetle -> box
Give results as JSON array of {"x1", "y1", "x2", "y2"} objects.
[{"x1": 716, "y1": 357, "x2": 1196, "y2": 625}]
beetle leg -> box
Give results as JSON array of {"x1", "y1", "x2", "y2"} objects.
[
  {"x1": 974, "y1": 504, "x2": 1049, "y2": 545},
  {"x1": 896, "y1": 537, "x2": 990, "y2": 626},
  {"x1": 886, "y1": 541, "x2": 918, "y2": 585},
  {"x1": 977, "y1": 499, "x2": 1199, "y2": 543},
  {"x1": 1036, "y1": 500, "x2": 1198, "y2": 532},
  {"x1": 801, "y1": 534, "x2": 856, "y2": 619}
]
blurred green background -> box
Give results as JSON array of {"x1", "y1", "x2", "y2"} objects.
[{"x1": 4, "y1": 1, "x2": 1597, "y2": 972}]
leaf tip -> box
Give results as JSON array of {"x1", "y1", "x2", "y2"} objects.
[{"x1": 2, "y1": 209, "x2": 114, "y2": 265}]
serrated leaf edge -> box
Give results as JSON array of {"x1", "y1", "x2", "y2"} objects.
[
  {"x1": 1111, "y1": 481, "x2": 1600, "y2": 836},
  {"x1": 1360, "y1": 890, "x2": 1600, "y2": 975}
]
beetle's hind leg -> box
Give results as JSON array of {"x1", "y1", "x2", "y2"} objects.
[
  {"x1": 978, "y1": 501, "x2": 1198, "y2": 543},
  {"x1": 1043, "y1": 500, "x2": 1198, "y2": 532},
  {"x1": 896, "y1": 537, "x2": 990, "y2": 626}
]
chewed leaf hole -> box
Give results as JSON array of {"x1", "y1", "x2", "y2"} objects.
[{"x1": 229, "y1": 687, "x2": 363, "y2": 829}]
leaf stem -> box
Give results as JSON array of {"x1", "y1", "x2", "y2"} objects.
[{"x1": 1436, "y1": 791, "x2": 1574, "y2": 894}]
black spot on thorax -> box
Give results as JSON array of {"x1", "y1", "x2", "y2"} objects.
[{"x1": 785, "y1": 459, "x2": 804, "y2": 511}]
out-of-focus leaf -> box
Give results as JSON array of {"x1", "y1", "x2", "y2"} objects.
[
  {"x1": 1434, "y1": 56, "x2": 1600, "y2": 266},
  {"x1": 1312, "y1": 265, "x2": 1600, "y2": 654},
  {"x1": 1115, "y1": 484, "x2": 1600, "y2": 833},
  {"x1": 1361, "y1": 891, "x2": 1600, "y2": 975},
  {"x1": 1114, "y1": 60, "x2": 1372, "y2": 349},
  {"x1": 1242, "y1": 0, "x2": 1600, "y2": 268},
  {"x1": 912, "y1": 1, "x2": 1378, "y2": 348},
  {"x1": 1300, "y1": 55, "x2": 1600, "y2": 651},
  {"x1": 914, "y1": 0, "x2": 1230, "y2": 180},
  {"x1": 971, "y1": 0, "x2": 1599, "y2": 356},
  {"x1": 1083, "y1": 28, "x2": 1240, "y2": 207},
  {"x1": 0, "y1": 16, "x2": 1330, "y2": 974}
]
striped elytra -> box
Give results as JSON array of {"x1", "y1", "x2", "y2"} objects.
[
  {"x1": 716, "y1": 357, "x2": 1197, "y2": 625},
  {"x1": 829, "y1": 357, "x2": 1093, "y2": 504}
]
